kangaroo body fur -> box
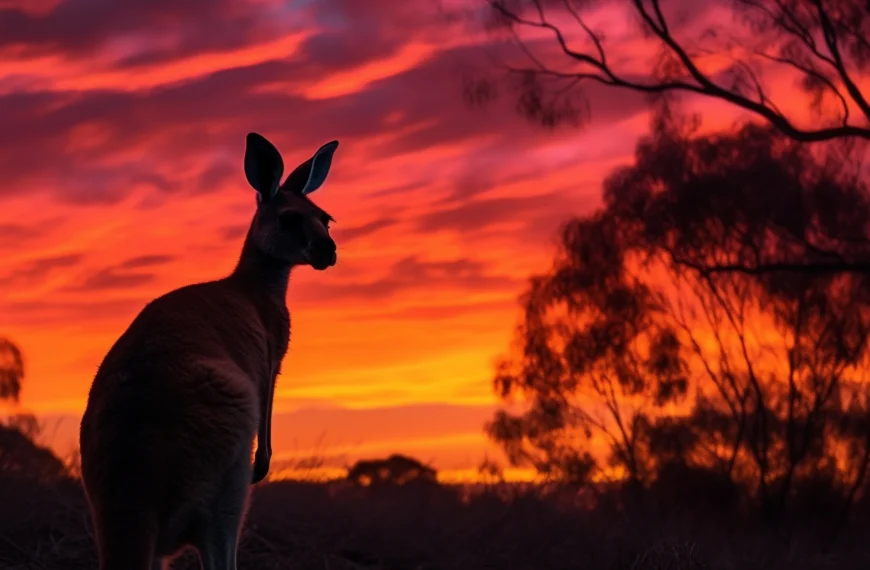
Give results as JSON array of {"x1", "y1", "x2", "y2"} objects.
[{"x1": 79, "y1": 133, "x2": 339, "y2": 570}]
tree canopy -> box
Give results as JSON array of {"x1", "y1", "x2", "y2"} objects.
[{"x1": 488, "y1": 109, "x2": 870, "y2": 521}]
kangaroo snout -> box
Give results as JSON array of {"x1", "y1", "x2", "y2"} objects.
[{"x1": 308, "y1": 238, "x2": 337, "y2": 270}]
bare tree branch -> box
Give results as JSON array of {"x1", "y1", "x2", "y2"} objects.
[
  {"x1": 811, "y1": 0, "x2": 870, "y2": 122},
  {"x1": 475, "y1": 0, "x2": 870, "y2": 142}
]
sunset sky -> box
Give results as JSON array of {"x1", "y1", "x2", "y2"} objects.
[{"x1": 0, "y1": 0, "x2": 817, "y2": 479}]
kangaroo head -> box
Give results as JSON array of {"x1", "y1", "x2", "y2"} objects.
[{"x1": 243, "y1": 132, "x2": 339, "y2": 271}]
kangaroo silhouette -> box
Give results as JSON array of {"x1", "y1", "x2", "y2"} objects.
[{"x1": 79, "y1": 133, "x2": 340, "y2": 570}]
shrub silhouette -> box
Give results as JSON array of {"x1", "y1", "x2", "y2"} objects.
[
  {"x1": 0, "y1": 421, "x2": 67, "y2": 485},
  {"x1": 649, "y1": 462, "x2": 741, "y2": 514},
  {"x1": 346, "y1": 454, "x2": 437, "y2": 487}
]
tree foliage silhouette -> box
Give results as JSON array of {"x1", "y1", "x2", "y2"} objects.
[
  {"x1": 0, "y1": 337, "x2": 24, "y2": 404},
  {"x1": 488, "y1": 109, "x2": 870, "y2": 521}
]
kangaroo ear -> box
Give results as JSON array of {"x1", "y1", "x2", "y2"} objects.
[
  {"x1": 281, "y1": 140, "x2": 339, "y2": 196},
  {"x1": 244, "y1": 133, "x2": 284, "y2": 201}
]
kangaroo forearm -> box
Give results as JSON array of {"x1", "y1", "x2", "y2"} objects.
[{"x1": 259, "y1": 383, "x2": 274, "y2": 453}]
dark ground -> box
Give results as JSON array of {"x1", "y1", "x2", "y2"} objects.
[{"x1": 3, "y1": 475, "x2": 870, "y2": 570}]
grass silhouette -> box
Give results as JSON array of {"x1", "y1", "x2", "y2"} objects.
[{"x1": 4, "y1": 467, "x2": 870, "y2": 570}]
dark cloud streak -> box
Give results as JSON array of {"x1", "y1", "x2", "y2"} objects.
[
  {"x1": 295, "y1": 255, "x2": 520, "y2": 302},
  {"x1": 0, "y1": 253, "x2": 82, "y2": 286},
  {"x1": 0, "y1": 0, "x2": 280, "y2": 63}
]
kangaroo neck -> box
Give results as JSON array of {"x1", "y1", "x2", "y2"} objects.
[{"x1": 229, "y1": 223, "x2": 292, "y2": 304}]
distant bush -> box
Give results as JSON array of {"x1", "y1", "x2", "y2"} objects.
[
  {"x1": 0, "y1": 420, "x2": 69, "y2": 486},
  {"x1": 346, "y1": 453, "x2": 438, "y2": 487}
]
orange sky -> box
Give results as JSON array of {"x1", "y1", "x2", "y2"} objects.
[{"x1": 0, "y1": 0, "x2": 830, "y2": 479}]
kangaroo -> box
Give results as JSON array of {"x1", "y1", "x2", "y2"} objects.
[{"x1": 79, "y1": 132, "x2": 340, "y2": 570}]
